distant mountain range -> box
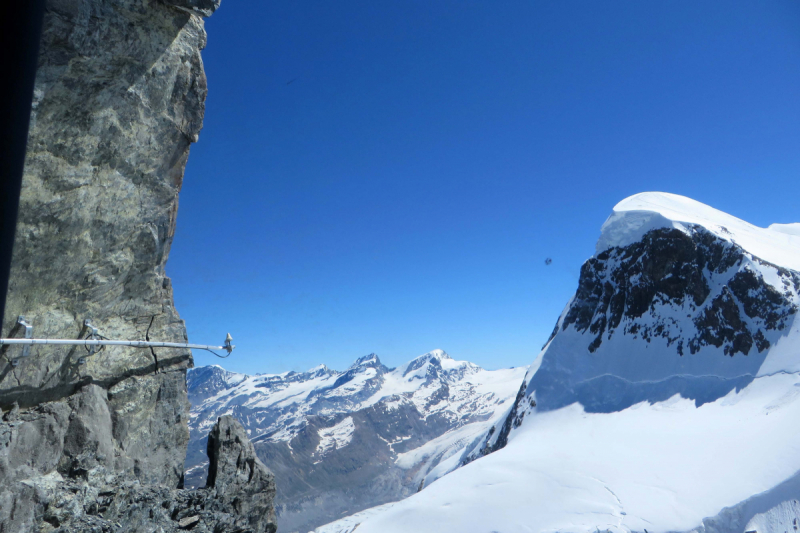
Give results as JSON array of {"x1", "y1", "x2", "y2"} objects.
[{"x1": 185, "y1": 350, "x2": 525, "y2": 533}]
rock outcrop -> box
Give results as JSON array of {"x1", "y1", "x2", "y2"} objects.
[
  {"x1": 0, "y1": 0, "x2": 277, "y2": 531},
  {"x1": 205, "y1": 416, "x2": 278, "y2": 533},
  {"x1": 1, "y1": 415, "x2": 277, "y2": 532}
]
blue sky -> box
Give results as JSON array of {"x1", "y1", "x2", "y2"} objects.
[{"x1": 170, "y1": 0, "x2": 800, "y2": 375}]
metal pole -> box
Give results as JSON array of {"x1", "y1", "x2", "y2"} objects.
[
  {"x1": 1, "y1": 320, "x2": 234, "y2": 365},
  {"x1": 0, "y1": 339, "x2": 230, "y2": 351},
  {"x1": 1, "y1": 331, "x2": 234, "y2": 366}
]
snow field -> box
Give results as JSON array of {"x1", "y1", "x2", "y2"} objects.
[
  {"x1": 316, "y1": 416, "x2": 356, "y2": 456},
  {"x1": 333, "y1": 373, "x2": 800, "y2": 533}
]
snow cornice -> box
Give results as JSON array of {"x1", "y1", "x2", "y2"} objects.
[{"x1": 596, "y1": 192, "x2": 800, "y2": 271}]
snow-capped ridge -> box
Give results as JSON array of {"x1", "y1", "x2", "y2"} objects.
[
  {"x1": 425, "y1": 349, "x2": 450, "y2": 360},
  {"x1": 348, "y1": 353, "x2": 383, "y2": 369},
  {"x1": 464, "y1": 192, "x2": 800, "y2": 463},
  {"x1": 186, "y1": 364, "x2": 250, "y2": 403},
  {"x1": 396, "y1": 350, "x2": 480, "y2": 384},
  {"x1": 528, "y1": 193, "x2": 800, "y2": 413},
  {"x1": 597, "y1": 192, "x2": 800, "y2": 271}
]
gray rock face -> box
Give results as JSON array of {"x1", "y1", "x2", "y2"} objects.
[
  {"x1": 57, "y1": 384, "x2": 115, "y2": 477},
  {"x1": 0, "y1": 0, "x2": 277, "y2": 531},
  {"x1": 1, "y1": 0, "x2": 216, "y2": 486}
]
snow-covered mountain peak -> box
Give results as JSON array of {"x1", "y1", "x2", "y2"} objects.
[
  {"x1": 598, "y1": 192, "x2": 800, "y2": 271},
  {"x1": 426, "y1": 348, "x2": 450, "y2": 359},
  {"x1": 186, "y1": 364, "x2": 249, "y2": 403},
  {"x1": 462, "y1": 193, "x2": 800, "y2": 463},
  {"x1": 402, "y1": 349, "x2": 451, "y2": 369},
  {"x1": 397, "y1": 349, "x2": 479, "y2": 384},
  {"x1": 348, "y1": 353, "x2": 383, "y2": 370}
]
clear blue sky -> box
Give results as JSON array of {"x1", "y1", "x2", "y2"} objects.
[{"x1": 169, "y1": 0, "x2": 800, "y2": 375}]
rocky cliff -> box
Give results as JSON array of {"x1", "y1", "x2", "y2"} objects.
[{"x1": 0, "y1": 1, "x2": 276, "y2": 531}]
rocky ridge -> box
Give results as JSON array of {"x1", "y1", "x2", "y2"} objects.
[{"x1": 0, "y1": 0, "x2": 276, "y2": 531}]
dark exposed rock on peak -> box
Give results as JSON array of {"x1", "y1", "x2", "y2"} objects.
[{"x1": 561, "y1": 226, "x2": 796, "y2": 357}]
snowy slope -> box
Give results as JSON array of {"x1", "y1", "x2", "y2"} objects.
[
  {"x1": 315, "y1": 192, "x2": 800, "y2": 533},
  {"x1": 185, "y1": 350, "x2": 525, "y2": 532},
  {"x1": 318, "y1": 373, "x2": 800, "y2": 533}
]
